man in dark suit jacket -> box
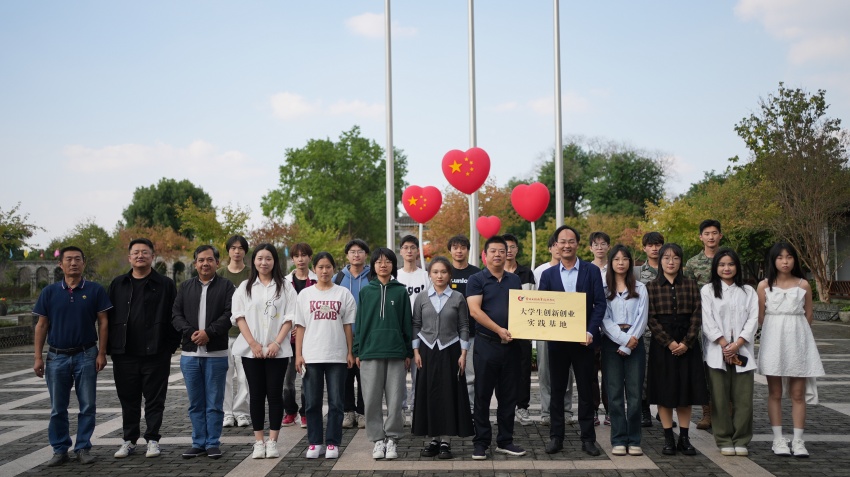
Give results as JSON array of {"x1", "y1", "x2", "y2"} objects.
[{"x1": 538, "y1": 225, "x2": 607, "y2": 456}]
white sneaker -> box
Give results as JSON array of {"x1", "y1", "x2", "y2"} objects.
[
  {"x1": 265, "y1": 440, "x2": 280, "y2": 458},
  {"x1": 236, "y1": 415, "x2": 251, "y2": 427},
  {"x1": 114, "y1": 441, "x2": 135, "y2": 458},
  {"x1": 356, "y1": 413, "x2": 366, "y2": 429},
  {"x1": 384, "y1": 439, "x2": 398, "y2": 460},
  {"x1": 612, "y1": 445, "x2": 627, "y2": 456},
  {"x1": 791, "y1": 438, "x2": 808, "y2": 458},
  {"x1": 735, "y1": 446, "x2": 749, "y2": 456},
  {"x1": 145, "y1": 440, "x2": 160, "y2": 458},
  {"x1": 372, "y1": 440, "x2": 386, "y2": 459},
  {"x1": 720, "y1": 447, "x2": 736, "y2": 456},
  {"x1": 252, "y1": 440, "x2": 266, "y2": 459},
  {"x1": 306, "y1": 444, "x2": 324, "y2": 459},
  {"x1": 325, "y1": 444, "x2": 339, "y2": 459},
  {"x1": 342, "y1": 411, "x2": 356, "y2": 429},
  {"x1": 222, "y1": 415, "x2": 236, "y2": 427},
  {"x1": 772, "y1": 438, "x2": 791, "y2": 456},
  {"x1": 516, "y1": 407, "x2": 532, "y2": 426}
]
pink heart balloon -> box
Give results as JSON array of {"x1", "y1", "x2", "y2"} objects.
[
  {"x1": 476, "y1": 216, "x2": 502, "y2": 239},
  {"x1": 511, "y1": 182, "x2": 550, "y2": 222}
]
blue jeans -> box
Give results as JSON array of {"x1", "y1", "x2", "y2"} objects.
[
  {"x1": 45, "y1": 345, "x2": 98, "y2": 454},
  {"x1": 601, "y1": 336, "x2": 646, "y2": 447},
  {"x1": 303, "y1": 363, "x2": 346, "y2": 446},
  {"x1": 180, "y1": 355, "x2": 228, "y2": 449}
]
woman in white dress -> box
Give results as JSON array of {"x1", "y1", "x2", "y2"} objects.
[{"x1": 757, "y1": 243, "x2": 824, "y2": 458}]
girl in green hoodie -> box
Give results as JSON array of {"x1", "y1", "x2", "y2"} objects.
[{"x1": 353, "y1": 247, "x2": 413, "y2": 461}]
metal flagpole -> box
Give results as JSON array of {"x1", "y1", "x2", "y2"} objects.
[
  {"x1": 468, "y1": 0, "x2": 480, "y2": 266},
  {"x1": 385, "y1": 0, "x2": 396, "y2": 249},
  {"x1": 553, "y1": 0, "x2": 564, "y2": 227}
]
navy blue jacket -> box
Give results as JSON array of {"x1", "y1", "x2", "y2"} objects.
[{"x1": 538, "y1": 259, "x2": 607, "y2": 348}]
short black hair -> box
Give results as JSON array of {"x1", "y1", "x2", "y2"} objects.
[
  {"x1": 344, "y1": 238, "x2": 370, "y2": 255},
  {"x1": 400, "y1": 235, "x2": 419, "y2": 248},
  {"x1": 193, "y1": 244, "x2": 220, "y2": 261},
  {"x1": 226, "y1": 235, "x2": 249, "y2": 252},
  {"x1": 699, "y1": 219, "x2": 722, "y2": 234},
  {"x1": 289, "y1": 242, "x2": 313, "y2": 257},
  {"x1": 128, "y1": 238, "x2": 154, "y2": 253},
  {"x1": 447, "y1": 234, "x2": 471, "y2": 251},
  {"x1": 641, "y1": 232, "x2": 665, "y2": 247},
  {"x1": 502, "y1": 233, "x2": 519, "y2": 246},
  {"x1": 552, "y1": 225, "x2": 581, "y2": 244},
  {"x1": 369, "y1": 247, "x2": 398, "y2": 280},
  {"x1": 312, "y1": 251, "x2": 336, "y2": 269},
  {"x1": 483, "y1": 235, "x2": 508, "y2": 252},
  {"x1": 547, "y1": 233, "x2": 558, "y2": 248},
  {"x1": 59, "y1": 246, "x2": 85, "y2": 262},
  {"x1": 589, "y1": 231, "x2": 610, "y2": 245}
]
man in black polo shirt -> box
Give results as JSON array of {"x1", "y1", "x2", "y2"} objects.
[
  {"x1": 33, "y1": 246, "x2": 112, "y2": 467},
  {"x1": 108, "y1": 238, "x2": 179, "y2": 459},
  {"x1": 466, "y1": 235, "x2": 526, "y2": 460}
]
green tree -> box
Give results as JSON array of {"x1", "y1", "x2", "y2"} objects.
[
  {"x1": 177, "y1": 200, "x2": 251, "y2": 249},
  {"x1": 47, "y1": 220, "x2": 120, "y2": 285},
  {"x1": 123, "y1": 178, "x2": 213, "y2": 238},
  {"x1": 533, "y1": 142, "x2": 599, "y2": 221},
  {"x1": 261, "y1": 126, "x2": 408, "y2": 245},
  {"x1": 0, "y1": 203, "x2": 43, "y2": 260},
  {"x1": 734, "y1": 83, "x2": 850, "y2": 302}
]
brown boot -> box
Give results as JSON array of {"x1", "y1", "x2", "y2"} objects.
[{"x1": 696, "y1": 405, "x2": 711, "y2": 430}]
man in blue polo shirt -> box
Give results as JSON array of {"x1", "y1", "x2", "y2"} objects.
[
  {"x1": 466, "y1": 235, "x2": 526, "y2": 460},
  {"x1": 33, "y1": 246, "x2": 112, "y2": 467}
]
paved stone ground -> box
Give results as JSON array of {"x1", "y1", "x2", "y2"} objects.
[{"x1": 1, "y1": 320, "x2": 849, "y2": 477}]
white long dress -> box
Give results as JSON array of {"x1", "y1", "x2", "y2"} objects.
[{"x1": 757, "y1": 284, "x2": 825, "y2": 377}]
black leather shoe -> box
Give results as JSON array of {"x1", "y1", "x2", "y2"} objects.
[
  {"x1": 641, "y1": 408, "x2": 653, "y2": 428},
  {"x1": 581, "y1": 441, "x2": 601, "y2": 457},
  {"x1": 662, "y1": 435, "x2": 677, "y2": 455},
  {"x1": 438, "y1": 442, "x2": 453, "y2": 459},
  {"x1": 677, "y1": 436, "x2": 696, "y2": 455},
  {"x1": 421, "y1": 440, "x2": 439, "y2": 457},
  {"x1": 545, "y1": 437, "x2": 563, "y2": 454}
]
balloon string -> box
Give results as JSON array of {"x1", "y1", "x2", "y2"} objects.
[
  {"x1": 531, "y1": 221, "x2": 537, "y2": 271},
  {"x1": 419, "y1": 223, "x2": 426, "y2": 270}
]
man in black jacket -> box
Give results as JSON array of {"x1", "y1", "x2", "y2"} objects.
[
  {"x1": 108, "y1": 238, "x2": 179, "y2": 459},
  {"x1": 172, "y1": 244, "x2": 234, "y2": 460}
]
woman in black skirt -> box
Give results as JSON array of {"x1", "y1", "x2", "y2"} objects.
[
  {"x1": 647, "y1": 243, "x2": 708, "y2": 456},
  {"x1": 411, "y1": 256, "x2": 474, "y2": 459}
]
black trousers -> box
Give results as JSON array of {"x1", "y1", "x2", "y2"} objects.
[
  {"x1": 516, "y1": 339, "x2": 533, "y2": 409},
  {"x1": 549, "y1": 341, "x2": 596, "y2": 443},
  {"x1": 344, "y1": 366, "x2": 364, "y2": 414},
  {"x1": 472, "y1": 335, "x2": 519, "y2": 448},
  {"x1": 112, "y1": 352, "x2": 172, "y2": 443},
  {"x1": 241, "y1": 357, "x2": 288, "y2": 432}
]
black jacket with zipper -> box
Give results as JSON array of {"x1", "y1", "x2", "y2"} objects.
[
  {"x1": 107, "y1": 268, "x2": 180, "y2": 355},
  {"x1": 172, "y1": 276, "x2": 234, "y2": 353}
]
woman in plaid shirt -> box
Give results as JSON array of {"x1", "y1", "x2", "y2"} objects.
[{"x1": 646, "y1": 243, "x2": 709, "y2": 456}]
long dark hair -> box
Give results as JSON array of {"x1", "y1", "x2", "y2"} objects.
[
  {"x1": 606, "y1": 245, "x2": 638, "y2": 300},
  {"x1": 710, "y1": 248, "x2": 743, "y2": 299},
  {"x1": 766, "y1": 242, "x2": 805, "y2": 291},
  {"x1": 427, "y1": 255, "x2": 453, "y2": 277},
  {"x1": 246, "y1": 243, "x2": 286, "y2": 299},
  {"x1": 654, "y1": 243, "x2": 684, "y2": 283},
  {"x1": 369, "y1": 247, "x2": 398, "y2": 280}
]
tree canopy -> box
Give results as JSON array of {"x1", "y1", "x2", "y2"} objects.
[
  {"x1": 0, "y1": 203, "x2": 42, "y2": 261},
  {"x1": 122, "y1": 178, "x2": 214, "y2": 238},
  {"x1": 261, "y1": 126, "x2": 408, "y2": 246}
]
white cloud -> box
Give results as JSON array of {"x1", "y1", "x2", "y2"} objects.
[
  {"x1": 345, "y1": 12, "x2": 418, "y2": 39},
  {"x1": 270, "y1": 92, "x2": 320, "y2": 120},
  {"x1": 735, "y1": 0, "x2": 850, "y2": 65},
  {"x1": 328, "y1": 99, "x2": 384, "y2": 118}
]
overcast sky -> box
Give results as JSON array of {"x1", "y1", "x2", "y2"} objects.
[{"x1": 2, "y1": 0, "x2": 849, "y2": 248}]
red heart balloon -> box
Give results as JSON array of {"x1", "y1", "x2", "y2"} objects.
[
  {"x1": 442, "y1": 147, "x2": 491, "y2": 194},
  {"x1": 476, "y1": 216, "x2": 502, "y2": 239},
  {"x1": 402, "y1": 185, "x2": 442, "y2": 224},
  {"x1": 511, "y1": 182, "x2": 551, "y2": 222}
]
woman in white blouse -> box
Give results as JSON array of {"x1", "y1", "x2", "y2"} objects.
[
  {"x1": 700, "y1": 248, "x2": 758, "y2": 457},
  {"x1": 231, "y1": 243, "x2": 297, "y2": 459},
  {"x1": 601, "y1": 245, "x2": 649, "y2": 457}
]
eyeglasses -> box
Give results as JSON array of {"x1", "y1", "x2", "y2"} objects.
[
  {"x1": 129, "y1": 250, "x2": 152, "y2": 257},
  {"x1": 590, "y1": 242, "x2": 608, "y2": 249},
  {"x1": 507, "y1": 245, "x2": 518, "y2": 250}
]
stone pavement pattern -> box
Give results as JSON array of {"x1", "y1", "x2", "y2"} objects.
[{"x1": 1, "y1": 321, "x2": 849, "y2": 477}]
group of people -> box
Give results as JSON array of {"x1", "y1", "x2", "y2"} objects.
[{"x1": 31, "y1": 219, "x2": 824, "y2": 467}]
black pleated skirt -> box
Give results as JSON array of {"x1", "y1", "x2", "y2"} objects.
[
  {"x1": 647, "y1": 314, "x2": 709, "y2": 408},
  {"x1": 411, "y1": 341, "x2": 474, "y2": 438}
]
